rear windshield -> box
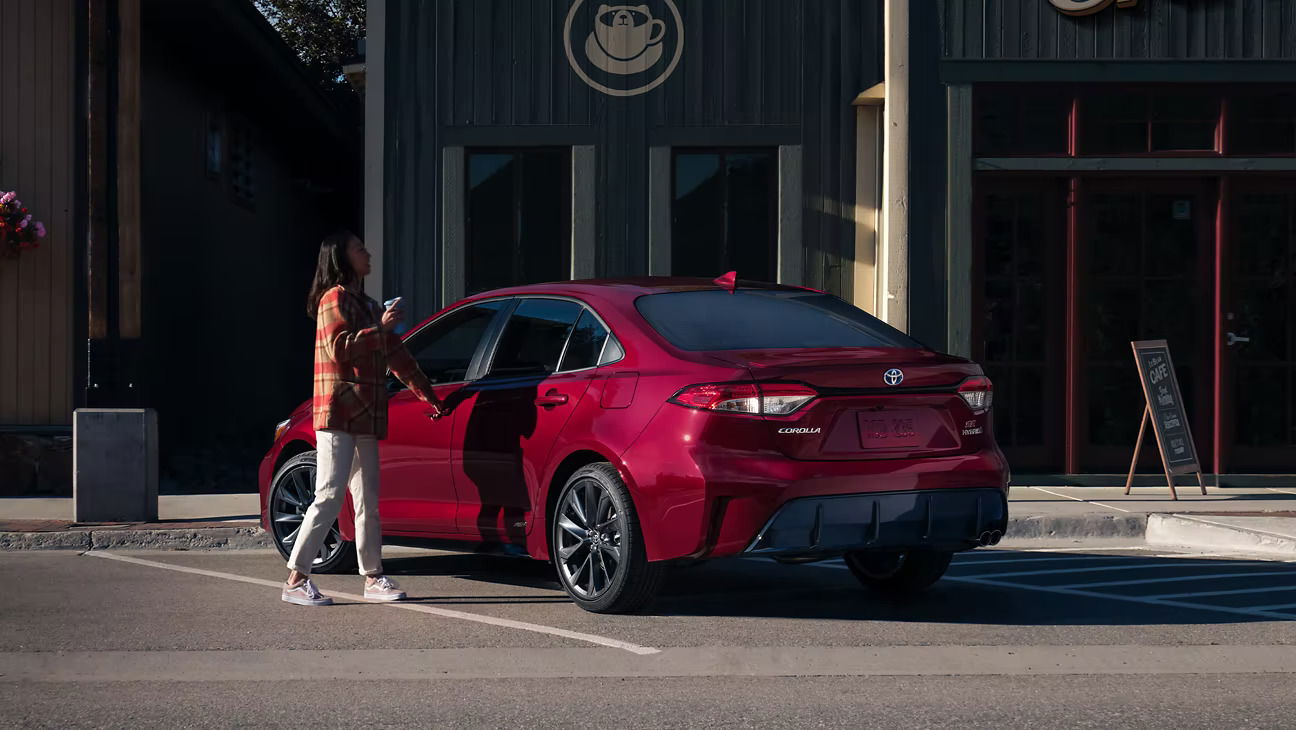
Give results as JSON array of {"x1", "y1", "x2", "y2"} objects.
[{"x1": 635, "y1": 289, "x2": 924, "y2": 351}]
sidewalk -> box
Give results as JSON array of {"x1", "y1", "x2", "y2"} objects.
[
  {"x1": 2, "y1": 486, "x2": 1295, "y2": 553},
  {"x1": 0, "y1": 494, "x2": 265, "y2": 550}
]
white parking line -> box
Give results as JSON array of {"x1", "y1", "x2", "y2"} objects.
[
  {"x1": 1027, "y1": 487, "x2": 1132, "y2": 513},
  {"x1": 1251, "y1": 602, "x2": 1296, "y2": 612},
  {"x1": 1152, "y1": 585, "x2": 1296, "y2": 600},
  {"x1": 944, "y1": 574, "x2": 1296, "y2": 622},
  {"x1": 1059, "y1": 570, "x2": 1296, "y2": 590},
  {"x1": 966, "y1": 561, "x2": 1267, "y2": 580},
  {"x1": 85, "y1": 551, "x2": 660, "y2": 656},
  {"x1": 951, "y1": 556, "x2": 1136, "y2": 567}
]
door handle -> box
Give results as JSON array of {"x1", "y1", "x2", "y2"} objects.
[
  {"x1": 535, "y1": 391, "x2": 569, "y2": 407},
  {"x1": 1227, "y1": 331, "x2": 1251, "y2": 346}
]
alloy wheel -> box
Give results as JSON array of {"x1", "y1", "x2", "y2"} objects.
[
  {"x1": 555, "y1": 477, "x2": 625, "y2": 599},
  {"x1": 270, "y1": 462, "x2": 345, "y2": 567}
]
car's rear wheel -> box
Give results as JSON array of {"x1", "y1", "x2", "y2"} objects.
[
  {"x1": 268, "y1": 451, "x2": 357, "y2": 574},
  {"x1": 552, "y1": 463, "x2": 664, "y2": 614},
  {"x1": 844, "y1": 549, "x2": 952, "y2": 594}
]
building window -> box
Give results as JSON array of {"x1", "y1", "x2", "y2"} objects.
[
  {"x1": 205, "y1": 113, "x2": 223, "y2": 177},
  {"x1": 974, "y1": 87, "x2": 1070, "y2": 157},
  {"x1": 229, "y1": 118, "x2": 255, "y2": 207},
  {"x1": 672, "y1": 149, "x2": 777, "y2": 282},
  {"x1": 466, "y1": 148, "x2": 570, "y2": 296},
  {"x1": 1228, "y1": 93, "x2": 1296, "y2": 155},
  {"x1": 1080, "y1": 93, "x2": 1219, "y2": 155}
]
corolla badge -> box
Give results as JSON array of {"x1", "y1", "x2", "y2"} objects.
[
  {"x1": 883, "y1": 368, "x2": 904, "y2": 386},
  {"x1": 778, "y1": 427, "x2": 821, "y2": 434},
  {"x1": 564, "y1": 1, "x2": 684, "y2": 97}
]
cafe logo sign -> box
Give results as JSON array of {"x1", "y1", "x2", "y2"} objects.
[
  {"x1": 564, "y1": 1, "x2": 683, "y2": 97},
  {"x1": 1048, "y1": 0, "x2": 1137, "y2": 16}
]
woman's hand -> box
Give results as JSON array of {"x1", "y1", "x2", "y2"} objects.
[{"x1": 379, "y1": 305, "x2": 404, "y2": 333}]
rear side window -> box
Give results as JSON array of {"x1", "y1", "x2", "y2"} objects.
[
  {"x1": 559, "y1": 309, "x2": 613, "y2": 372},
  {"x1": 635, "y1": 290, "x2": 923, "y2": 351},
  {"x1": 489, "y1": 299, "x2": 583, "y2": 377}
]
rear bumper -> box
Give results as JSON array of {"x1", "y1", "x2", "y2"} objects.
[{"x1": 745, "y1": 487, "x2": 1008, "y2": 558}]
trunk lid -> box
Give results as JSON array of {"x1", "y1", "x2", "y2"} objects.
[{"x1": 705, "y1": 348, "x2": 991, "y2": 461}]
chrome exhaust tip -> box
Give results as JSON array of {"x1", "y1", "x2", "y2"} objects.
[
  {"x1": 988, "y1": 530, "x2": 1003, "y2": 546},
  {"x1": 977, "y1": 531, "x2": 993, "y2": 546}
]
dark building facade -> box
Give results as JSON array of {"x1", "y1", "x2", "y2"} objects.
[{"x1": 369, "y1": 0, "x2": 1296, "y2": 479}]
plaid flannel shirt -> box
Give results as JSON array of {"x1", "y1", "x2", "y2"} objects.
[{"x1": 312, "y1": 285, "x2": 439, "y2": 438}]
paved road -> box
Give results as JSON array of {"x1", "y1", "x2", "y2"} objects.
[{"x1": 4, "y1": 543, "x2": 1296, "y2": 728}]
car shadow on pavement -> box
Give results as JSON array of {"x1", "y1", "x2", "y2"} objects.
[{"x1": 382, "y1": 549, "x2": 1296, "y2": 625}]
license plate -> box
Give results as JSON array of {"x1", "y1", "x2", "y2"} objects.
[{"x1": 858, "y1": 411, "x2": 923, "y2": 449}]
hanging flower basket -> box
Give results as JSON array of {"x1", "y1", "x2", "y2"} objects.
[{"x1": 0, "y1": 190, "x2": 47, "y2": 261}]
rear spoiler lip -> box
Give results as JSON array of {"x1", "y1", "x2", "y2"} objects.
[{"x1": 810, "y1": 384, "x2": 963, "y2": 397}]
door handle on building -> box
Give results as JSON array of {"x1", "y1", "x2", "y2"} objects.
[
  {"x1": 535, "y1": 391, "x2": 569, "y2": 407},
  {"x1": 1227, "y1": 331, "x2": 1251, "y2": 346}
]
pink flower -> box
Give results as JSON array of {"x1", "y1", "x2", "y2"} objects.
[
  {"x1": 0, "y1": 192, "x2": 13, "y2": 204},
  {"x1": 33, "y1": 222, "x2": 45, "y2": 238}
]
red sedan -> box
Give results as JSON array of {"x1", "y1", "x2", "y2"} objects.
[{"x1": 260, "y1": 278, "x2": 1010, "y2": 613}]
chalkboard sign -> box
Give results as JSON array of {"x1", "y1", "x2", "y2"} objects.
[{"x1": 1126, "y1": 340, "x2": 1206, "y2": 499}]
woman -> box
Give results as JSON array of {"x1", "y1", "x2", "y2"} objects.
[{"x1": 282, "y1": 231, "x2": 444, "y2": 607}]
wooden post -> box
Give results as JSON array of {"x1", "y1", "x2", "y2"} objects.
[
  {"x1": 116, "y1": 0, "x2": 142, "y2": 339},
  {"x1": 1124, "y1": 407, "x2": 1150, "y2": 495}
]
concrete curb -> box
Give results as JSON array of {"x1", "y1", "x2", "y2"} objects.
[
  {"x1": 0, "y1": 526, "x2": 272, "y2": 551},
  {"x1": 1146, "y1": 514, "x2": 1296, "y2": 558},
  {"x1": 1005, "y1": 514, "x2": 1148, "y2": 540}
]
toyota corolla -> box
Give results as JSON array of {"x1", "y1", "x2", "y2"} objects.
[{"x1": 260, "y1": 278, "x2": 1010, "y2": 613}]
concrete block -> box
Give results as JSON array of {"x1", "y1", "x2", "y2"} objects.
[{"x1": 74, "y1": 409, "x2": 158, "y2": 522}]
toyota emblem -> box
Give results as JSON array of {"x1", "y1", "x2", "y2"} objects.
[{"x1": 883, "y1": 368, "x2": 904, "y2": 386}]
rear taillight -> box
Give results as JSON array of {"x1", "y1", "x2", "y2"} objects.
[
  {"x1": 669, "y1": 383, "x2": 818, "y2": 416},
  {"x1": 957, "y1": 376, "x2": 993, "y2": 414}
]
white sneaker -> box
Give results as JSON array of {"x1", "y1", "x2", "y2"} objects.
[
  {"x1": 282, "y1": 578, "x2": 333, "y2": 606},
  {"x1": 364, "y1": 575, "x2": 406, "y2": 601}
]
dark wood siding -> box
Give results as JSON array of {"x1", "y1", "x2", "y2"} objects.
[
  {"x1": 0, "y1": 0, "x2": 76, "y2": 425},
  {"x1": 943, "y1": 0, "x2": 1296, "y2": 60},
  {"x1": 383, "y1": 0, "x2": 882, "y2": 320}
]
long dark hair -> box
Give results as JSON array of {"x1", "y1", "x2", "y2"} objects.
[{"x1": 307, "y1": 230, "x2": 360, "y2": 318}]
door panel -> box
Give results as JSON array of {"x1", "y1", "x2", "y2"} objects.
[
  {"x1": 1227, "y1": 182, "x2": 1296, "y2": 471},
  {"x1": 453, "y1": 299, "x2": 593, "y2": 541},
  {"x1": 1078, "y1": 180, "x2": 1216, "y2": 472},
  {"x1": 378, "y1": 300, "x2": 509, "y2": 534},
  {"x1": 381, "y1": 384, "x2": 461, "y2": 534}
]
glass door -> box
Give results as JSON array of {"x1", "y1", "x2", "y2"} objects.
[
  {"x1": 1226, "y1": 180, "x2": 1296, "y2": 472},
  {"x1": 1076, "y1": 179, "x2": 1217, "y2": 472}
]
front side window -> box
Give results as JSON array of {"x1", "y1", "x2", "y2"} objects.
[
  {"x1": 488, "y1": 299, "x2": 584, "y2": 378},
  {"x1": 672, "y1": 150, "x2": 777, "y2": 282},
  {"x1": 636, "y1": 289, "x2": 922, "y2": 352},
  {"x1": 402, "y1": 301, "x2": 507, "y2": 384},
  {"x1": 466, "y1": 148, "x2": 570, "y2": 295}
]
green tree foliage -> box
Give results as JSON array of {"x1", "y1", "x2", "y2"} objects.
[{"x1": 253, "y1": 0, "x2": 365, "y2": 95}]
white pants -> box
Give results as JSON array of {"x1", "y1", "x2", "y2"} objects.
[{"x1": 286, "y1": 430, "x2": 383, "y2": 577}]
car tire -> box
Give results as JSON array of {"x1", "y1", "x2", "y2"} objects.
[
  {"x1": 268, "y1": 450, "x2": 358, "y2": 575},
  {"x1": 551, "y1": 463, "x2": 665, "y2": 614},
  {"x1": 844, "y1": 549, "x2": 953, "y2": 594}
]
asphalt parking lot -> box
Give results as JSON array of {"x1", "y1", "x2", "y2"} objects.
[{"x1": 5, "y1": 544, "x2": 1296, "y2": 727}]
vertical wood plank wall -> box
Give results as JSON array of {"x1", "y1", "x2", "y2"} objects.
[{"x1": 0, "y1": 0, "x2": 76, "y2": 426}]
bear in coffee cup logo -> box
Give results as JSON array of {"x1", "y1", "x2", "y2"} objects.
[
  {"x1": 586, "y1": 4, "x2": 666, "y2": 75},
  {"x1": 564, "y1": 0, "x2": 683, "y2": 97}
]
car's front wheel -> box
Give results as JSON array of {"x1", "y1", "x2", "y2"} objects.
[
  {"x1": 268, "y1": 451, "x2": 357, "y2": 574},
  {"x1": 551, "y1": 463, "x2": 664, "y2": 614},
  {"x1": 844, "y1": 549, "x2": 953, "y2": 594}
]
